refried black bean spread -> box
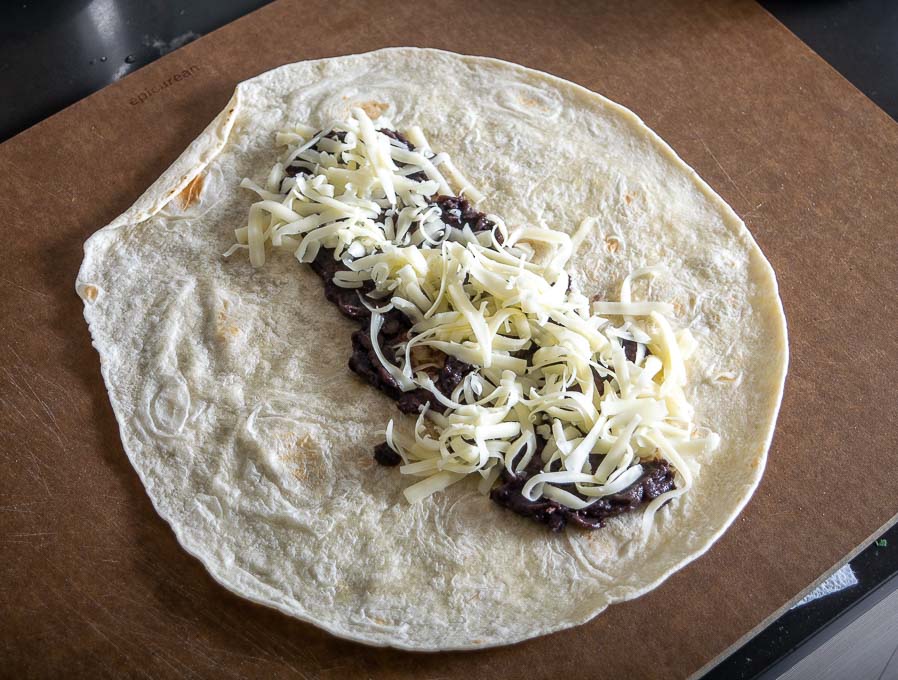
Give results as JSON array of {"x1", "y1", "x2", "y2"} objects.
[
  {"x1": 490, "y1": 438, "x2": 675, "y2": 531},
  {"x1": 300, "y1": 129, "x2": 675, "y2": 532}
]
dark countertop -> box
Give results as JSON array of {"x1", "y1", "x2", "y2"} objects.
[
  {"x1": 762, "y1": 0, "x2": 898, "y2": 120},
  {"x1": 2, "y1": 2, "x2": 896, "y2": 677}
]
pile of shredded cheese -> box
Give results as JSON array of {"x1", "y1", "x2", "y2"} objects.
[{"x1": 229, "y1": 107, "x2": 720, "y2": 535}]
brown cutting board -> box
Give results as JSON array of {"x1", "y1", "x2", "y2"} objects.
[{"x1": 2, "y1": 1, "x2": 896, "y2": 677}]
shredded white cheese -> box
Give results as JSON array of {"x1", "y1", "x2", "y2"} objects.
[{"x1": 232, "y1": 107, "x2": 720, "y2": 535}]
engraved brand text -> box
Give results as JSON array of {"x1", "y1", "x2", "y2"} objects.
[{"x1": 129, "y1": 65, "x2": 201, "y2": 106}]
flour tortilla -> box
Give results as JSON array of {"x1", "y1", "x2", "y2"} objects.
[{"x1": 76, "y1": 48, "x2": 788, "y2": 650}]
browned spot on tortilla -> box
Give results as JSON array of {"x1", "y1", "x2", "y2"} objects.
[
  {"x1": 625, "y1": 194, "x2": 633, "y2": 205},
  {"x1": 673, "y1": 300, "x2": 685, "y2": 315},
  {"x1": 518, "y1": 94, "x2": 546, "y2": 109},
  {"x1": 604, "y1": 236, "x2": 620, "y2": 253},
  {"x1": 359, "y1": 100, "x2": 389, "y2": 119},
  {"x1": 282, "y1": 433, "x2": 325, "y2": 484},
  {"x1": 82, "y1": 285, "x2": 98, "y2": 301},
  {"x1": 215, "y1": 307, "x2": 241, "y2": 341},
  {"x1": 297, "y1": 461, "x2": 327, "y2": 483},
  {"x1": 179, "y1": 173, "x2": 205, "y2": 208}
]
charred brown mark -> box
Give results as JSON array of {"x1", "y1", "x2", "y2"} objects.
[{"x1": 179, "y1": 173, "x2": 205, "y2": 208}]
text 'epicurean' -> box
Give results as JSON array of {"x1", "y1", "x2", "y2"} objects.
[{"x1": 129, "y1": 65, "x2": 200, "y2": 106}]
